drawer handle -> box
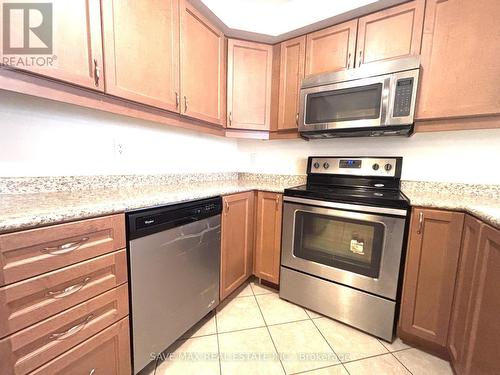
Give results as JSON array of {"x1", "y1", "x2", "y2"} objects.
[
  {"x1": 49, "y1": 314, "x2": 94, "y2": 340},
  {"x1": 42, "y1": 237, "x2": 89, "y2": 255},
  {"x1": 47, "y1": 277, "x2": 91, "y2": 298},
  {"x1": 89, "y1": 370, "x2": 95, "y2": 375}
]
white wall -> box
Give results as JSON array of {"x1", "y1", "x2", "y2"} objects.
[
  {"x1": 237, "y1": 129, "x2": 500, "y2": 184},
  {"x1": 1, "y1": 90, "x2": 500, "y2": 184},
  {"x1": 0, "y1": 91, "x2": 241, "y2": 176}
]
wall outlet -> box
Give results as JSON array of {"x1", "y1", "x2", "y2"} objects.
[{"x1": 113, "y1": 139, "x2": 125, "y2": 159}]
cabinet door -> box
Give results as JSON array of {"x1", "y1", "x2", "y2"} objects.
[
  {"x1": 448, "y1": 215, "x2": 483, "y2": 373},
  {"x1": 462, "y1": 225, "x2": 500, "y2": 375},
  {"x1": 355, "y1": 0, "x2": 424, "y2": 68},
  {"x1": 101, "y1": 0, "x2": 180, "y2": 111},
  {"x1": 400, "y1": 208, "x2": 464, "y2": 349},
  {"x1": 1, "y1": 0, "x2": 104, "y2": 90},
  {"x1": 278, "y1": 37, "x2": 305, "y2": 131},
  {"x1": 305, "y1": 20, "x2": 357, "y2": 75},
  {"x1": 220, "y1": 192, "x2": 254, "y2": 300},
  {"x1": 227, "y1": 39, "x2": 273, "y2": 130},
  {"x1": 254, "y1": 192, "x2": 282, "y2": 284},
  {"x1": 416, "y1": 0, "x2": 500, "y2": 120},
  {"x1": 180, "y1": 1, "x2": 226, "y2": 125}
]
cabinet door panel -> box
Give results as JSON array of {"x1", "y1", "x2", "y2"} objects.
[
  {"x1": 101, "y1": 0, "x2": 180, "y2": 111},
  {"x1": 356, "y1": 0, "x2": 424, "y2": 67},
  {"x1": 463, "y1": 225, "x2": 500, "y2": 375},
  {"x1": 0, "y1": 0, "x2": 103, "y2": 90},
  {"x1": 227, "y1": 39, "x2": 273, "y2": 130},
  {"x1": 278, "y1": 37, "x2": 305, "y2": 130},
  {"x1": 416, "y1": 0, "x2": 500, "y2": 120},
  {"x1": 255, "y1": 192, "x2": 282, "y2": 284},
  {"x1": 180, "y1": 1, "x2": 225, "y2": 125},
  {"x1": 448, "y1": 215, "x2": 482, "y2": 372},
  {"x1": 305, "y1": 20, "x2": 357, "y2": 75},
  {"x1": 220, "y1": 192, "x2": 254, "y2": 300},
  {"x1": 400, "y1": 208, "x2": 464, "y2": 348}
]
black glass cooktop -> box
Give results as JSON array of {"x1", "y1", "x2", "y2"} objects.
[{"x1": 285, "y1": 184, "x2": 410, "y2": 209}]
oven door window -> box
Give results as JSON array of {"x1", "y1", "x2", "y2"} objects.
[
  {"x1": 293, "y1": 211, "x2": 385, "y2": 278},
  {"x1": 305, "y1": 83, "x2": 382, "y2": 124}
]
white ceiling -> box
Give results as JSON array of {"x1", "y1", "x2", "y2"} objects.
[
  {"x1": 195, "y1": 0, "x2": 408, "y2": 43},
  {"x1": 201, "y1": 0, "x2": 379, "y2": 36}
]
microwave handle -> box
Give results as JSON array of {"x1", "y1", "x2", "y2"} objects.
[{"x1": 380, "y1": 77, "x2": 391, "y2": 126}]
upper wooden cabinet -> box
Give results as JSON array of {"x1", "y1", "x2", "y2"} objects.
[
  {"x1": 3, "y1": 0, "x2": 104, "y2": 91},
  {"x1": 227, "y1": 39, "x2": 273, "y2": 130},
  {"x1": 399, "y1": 208, "x2": 464, "y2": 353},
  {"x1": 254, "y1": 192, "x2": 282, "y2": 284},
  {"x1": 416, "y1": 0, "x2": 500, "y2": 120},
  {"x1": 180, "y1": 1, "x2": 226, "y2": 125},
  {"x1": 278, "y1": 37, "x2": 306, "y2": 130},
  {"x1": 305, "y1": 20, "x2": 357, "y2": 75},
  {"x1": 220, "y1": 192, "x2": 255, "y2": 300},
  {"x1": 355, "y1": 0, "x2": 424, "y2": 68},
  {"x1": 101, "y1": 0, "x2": 180, "y2": 111}
]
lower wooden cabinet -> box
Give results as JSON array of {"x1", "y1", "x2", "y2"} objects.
[
  {"x1": 448, "y1": 215, "x2": 482, "y2": 372},
  {"x1": 28, "y1": 317, "x2": 131, "y2": 375},
  {"x1": 254, "y1": 192, "x2": 283, "y2": 284},
  {"x1": 220, "y1": 192, "x2": 255, "y2": 300},
  {"x1": 399, "y1": 207, "x2": 464, "y2": 354},
  {"x1": 450, "y1": 223, "x2": 500, "y2": 375}
]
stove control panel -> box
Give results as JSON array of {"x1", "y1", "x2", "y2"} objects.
[{"x1": 309, "y1": 157, "x2": 401, "y2": 178}]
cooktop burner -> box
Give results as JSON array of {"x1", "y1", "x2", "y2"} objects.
[{"x1": 284, "y1": 156, "x2": 410, "y2": 209}]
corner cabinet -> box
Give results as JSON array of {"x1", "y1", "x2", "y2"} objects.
[
  {"x1": 277, "y1": 37, "x2": 306, "y2": 130},
  {"x1": 180, "y1": 1, "x2": 226, "y2": 125},
  {"x1": 101, "y1": 0, "x2": 180, "y2": 110},
  {"x1": 227, "y1": 39, "x2": 273, "y2": 130},
  {"x1": 254, "y1": 192, "x2": 283, "y2": 284},
  {"x1": 355, "y1": 0, "x2": 424, "y2": 68},
  {"x1": 450, "y1": 223, "x2": 500, "y2": 375},
  {"x1": 220, "y1": 192, "x2": 255, "y2": 300},
  {"x1": 399, "y1": 208, "x2": 464, "y2": 354},
  {"x1": 416, "y1": 0, "x2": 500, "y2": 120}
]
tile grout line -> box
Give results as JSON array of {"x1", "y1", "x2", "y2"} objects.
[
  {"x1": 251, "y1": 283, "x2": 288, "y2": 375},
  {"x1": 214, "y1": 309, "x2": 223, "y2": 375},
  {"x1": 389, "y1": 351, "x2": 414, "y2": 375},
  {"x1": 309, "y1": 317, "x2": 351, "y2": 375}
]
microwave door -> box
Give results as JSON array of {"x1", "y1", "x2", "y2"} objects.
[{"x1": 300, "y1": 77, "x2": 391, "y2": 132}]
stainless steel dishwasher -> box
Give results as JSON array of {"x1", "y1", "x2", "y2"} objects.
[{"x1": 126, "y1": 197, "x2": 222, "y2": 374}]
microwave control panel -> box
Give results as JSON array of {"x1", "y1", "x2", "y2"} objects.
[{"x1": 393, "y1": 78, "x2": 414, "y2": 117}]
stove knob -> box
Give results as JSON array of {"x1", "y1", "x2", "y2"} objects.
[
  {"x1": 323, "y1": 162, "x2": 330, "y2": 169},
  {"x1": 313, "y1": 162, "x2": 320, "y2": 169},
  {"x1": 372, "y1": 163, "x2": 380, "y2": 171},
  {"x1": 384, "y1": 163, "x2": 393, "y2": 171}
]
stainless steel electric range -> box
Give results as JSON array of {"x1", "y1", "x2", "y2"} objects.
[{"x1": 280, "y1": 156, "x2": 410, "y2": 341}]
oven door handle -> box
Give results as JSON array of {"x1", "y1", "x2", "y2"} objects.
[{"x1": 283, "y1": 196, "x2": 408, "y2": 217}]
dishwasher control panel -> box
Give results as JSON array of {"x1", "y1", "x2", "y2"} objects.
[{"x1": 127, "y1": 196, "x2": 222, "y2": 240}]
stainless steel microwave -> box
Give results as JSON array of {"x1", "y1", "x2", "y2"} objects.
[{"x1": 298, "y1": 56, "x2": 420, "y2": 139}]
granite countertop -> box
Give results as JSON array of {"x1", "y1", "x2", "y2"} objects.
[
  {"x1": 0, "y1": 175, "x2": 305, "y2": 234},
  {"x1": 402, "y1": 181, "x2": 500, "y2": 230},
  {"x1": 0, "y1": 174, "x2": 498, "y2": 234}
]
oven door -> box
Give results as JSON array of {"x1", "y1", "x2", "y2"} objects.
[{"x1": 281, "y1": 197, "x2": 407, "y2": 300}]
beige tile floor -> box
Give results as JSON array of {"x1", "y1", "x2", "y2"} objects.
[{"x1": 146, "y1": 280, "x2": 454, "y2": 375}]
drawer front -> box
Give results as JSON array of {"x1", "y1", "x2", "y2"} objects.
[
  {"x1": 0, "y1": 284, "x2": 129, "y2": 375},
  {"x1": 29, "y1": 317, "x2": 131, "y2": 375},
  {"x1": 0, "y1": 250, "x2": 127, "y2": 338},
  {"x1": 0, "y1": 214, "x2": 125, "y2": 286}
]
